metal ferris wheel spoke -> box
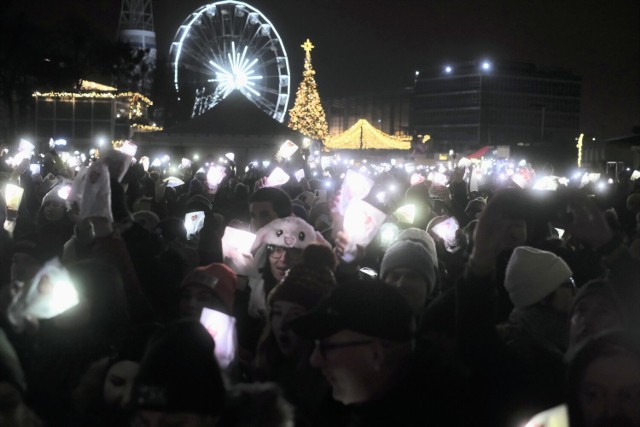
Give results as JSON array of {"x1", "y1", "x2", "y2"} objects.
[{"x1": 171, "y1": 0, "x2": 290, "y2": 121}]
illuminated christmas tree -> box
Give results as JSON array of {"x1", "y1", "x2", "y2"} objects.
[{"x1": 288, "y1": 39, "x2": 329, "y2": 142}]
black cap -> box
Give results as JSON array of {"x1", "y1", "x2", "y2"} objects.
[{"x1": 290, "y1": 279, "x2": 415, "y2": 341}]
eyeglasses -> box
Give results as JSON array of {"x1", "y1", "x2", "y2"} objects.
[
  {"x1": 314, "y1": 339, "x2": 374, "y2": 359},
  {"x1": 267, "y1": 244, "x2": 303, "y2": 260}
]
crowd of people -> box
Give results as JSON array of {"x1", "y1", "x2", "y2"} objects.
[{"x1": 0, "y1": 145, "x2": 639, "y2": 427}]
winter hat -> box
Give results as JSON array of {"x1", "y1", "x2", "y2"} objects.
[
  {"x1": 186, "y1": 194, "x2": 213, "y2": 215},
  {"x1": 132, "y1": 319, "x2": 226, "y2": 416},
  {"x1": 180, "y1": 263, "x2": 238, "y2": 315},
  {"x1": 133, "y1": 210, "x2": 160, "y2": 232},
  {"x1": 291, "y1": 199, "x2": 309, "y2": 222},
  {"x1": 464, "y1": 197, "x2": 487, "y2": 218},
  {"x1": 188, "y1": 178, "x2": 205, "y2": 196},
  {"x1": 267, "y1": 244, "x2": 337, "y2": 311},
  {"x1": 395, "y1": 227, "x2": 438, "y2": 267},
  {"x1": 504, "y1": 246, "x2": 573, "y2": 309},
  {"x1": 380, "y1": 240, "x2": 436, "y2": 290},
  {"x1": 250, "y1": 216, "x2": 329, "y2": 276}
]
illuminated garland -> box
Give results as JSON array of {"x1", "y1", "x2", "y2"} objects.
[
  {"x1": 131, "y1": 123, "x2": 164, "y2": 132},
  {"x1": 33, "y1": 90, "x2": 152, "y2": 120},
  {"x1": 33, "y1": 91, "x2": 153, "y2": 105}
]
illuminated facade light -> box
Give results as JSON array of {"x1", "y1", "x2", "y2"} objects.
[
  {"x1": 444, "y1": 66, "x2": 452, "y2": 73},
  {"x1": 481, "y1": 61, "x2": 491, "y2": 71}
]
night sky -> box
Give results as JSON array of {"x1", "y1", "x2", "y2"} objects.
[{"x1": 12, "y1": 0, "x2": 640, "y2": 139}]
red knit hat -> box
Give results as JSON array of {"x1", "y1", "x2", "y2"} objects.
[{"x1": 180, "y1": 263, "x2": 238, "y2": 315}]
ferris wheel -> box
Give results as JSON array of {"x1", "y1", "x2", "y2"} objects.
[{"x1": 169, "y1": 1, "x2": 291, "y2": 122}]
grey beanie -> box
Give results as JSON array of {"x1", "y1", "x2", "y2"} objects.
[
  {"x1": 396, "y1": 227, "x2": 438, "y2": 267},
  {"x1": 380, "y1": 239, "x2": 436, "y2": 289}
]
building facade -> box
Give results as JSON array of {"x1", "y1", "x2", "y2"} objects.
[
  {"x1": 32, "y1": 81, "x2": 154, "y2": 148},
  {"x1": 412, "y1": 61, "x2": 581, "y2": 153},
  {"x1": 324, "y1": 88, "x2": 413, "y2": 138}
]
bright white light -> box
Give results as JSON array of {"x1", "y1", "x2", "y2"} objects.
[
  {"x1": 97, "y1": 137, "x2": 106, "y2": 147},
  {"x1": 444, "y1": 66, "x2": 452, "y2": 73},
  {"x1": 607, "y1": 178, "x2": 614, "y2": 184},
  {"x1": 193, "y1": 154, "x2": 200, "y2": 161},
  {"x1": 209, "y1": 41, "x2": 263, "y2": 98},
  {"x1": 597, "y1": 182, "x2": 606, "y2": 191},
  {"x1": 482, "y1": 61, "x2": 491, "y2": 70},
  {"x1": 262, "y1": 160, "x2": 270, "y2": 168},
  {"x1": 162, "y1": 155, "x2": 170, "y2": 163}
]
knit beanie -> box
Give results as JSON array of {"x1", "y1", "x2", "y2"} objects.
[
  {"x1": 395, "y1": 227, "x2": 438, "y2": 267},
  {"x1": 132, "y1": 319, "x2": 226, "y2": 416},
  {"x1": 180, "y1": 263, "x2": 238, "y2": 315},
  {"x1": 267, "y1": 244, "x2": 337, "y2": 310},
  {"x1": 186, "y1": 194, "x2": 213, "y2": 215},
  {"x1": 505, "y1": 246, "x2": 573, "y2": 309},
  {"x1": 380, "y1": 239, "x2": 436, "y2": 288}
]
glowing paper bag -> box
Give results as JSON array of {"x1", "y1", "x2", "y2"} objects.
[
  {"x1": 78, "y1": 162, "x2": 113, "y2": 222},
  {"x1": 431, "y1": 217, "x2": 459, "y2": 252},
  {"x1": 276, "y1": 140, "x2": 299, "y2": 160},
  {"x1": 8, "y1": 258, "x2": 79, "y2": 327},
  {"x1": 14, "y1": 138, "x2": 35, "y2": 164},
  {"x1": 163, "y1": 176, "x2": 185, "y2": 188},
  {"x1": 57, "y1": 185, "x2": 72, "y2": 201},
  {"x1": 116, "y1": 140, "x2": 138, "y2": 157},
  {"x1": 335, "y1": 170, "x2": 374, "y2": 216},
  {"x1": 342, "y1": 199, "x2": 387, "y2": 262},
  {"x1": 631, "y1": 170, "x2": 640, "y2": 181},
  {"x1": 410, "y1": 173, "x2": 425, "y2": 186},
  {"x1": 221, "y1": 227, "x2": 257, "y2": 276},
  {"x1": 185, "y1": 211, "x2": 205, "y2": 239},
  {"x1": 139, "y1": 156, "x2": 150, "y2": 172},
  {"x1": 428, "y1": 171, "x2": 448, "y2": 186},
  {"x1": 294, "y1": 169, "x2": 305, "y2": 183},
  {"x1": 200, "y1": 307, "x2": 237, "y2": 369},
  {"x1": 264, "y1": 167, "x2": 290, "y2": 187},
  {"x1": 206, "y1": 165, "x2": 226, "y2": 194},
  {"x1": 511, "y1": 172, "x2": 528, "y2": 189},
  {"x1": 393, "y1": 204, "x2": 416, "y2": 224},
  {"x1": 4, "y1": 183, "x2": 24, "y2": 211},
  {"x1": 100, "y1": 149, "x2": 132, "y2": 182}
]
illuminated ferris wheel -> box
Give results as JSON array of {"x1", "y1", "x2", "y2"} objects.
[{"x1": 169, "y1": 1, "x2": 291, "y2": 121}]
